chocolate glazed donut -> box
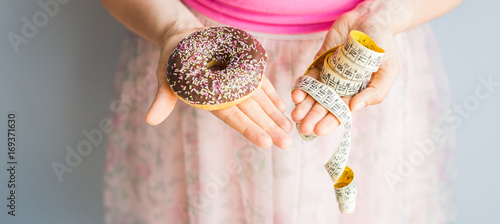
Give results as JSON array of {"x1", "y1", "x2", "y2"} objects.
[{"x1": 166, "y1": 26, "x2": 268, "y2": 110}]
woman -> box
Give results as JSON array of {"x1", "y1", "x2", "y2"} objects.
[{"x1": 101, "y1": 0, "x2": 460, "y2": 223}]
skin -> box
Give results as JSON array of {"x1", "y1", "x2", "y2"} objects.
[
  {"x1": 100, "y1": 0, "x2": 462, "y2": 149},
  {"x1": 292, "y1": 0, "x2": 463, "y2": 136}
]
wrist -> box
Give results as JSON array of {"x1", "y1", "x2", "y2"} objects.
[
  {"x1": 350, "y1": 0, "x2": 413, "y2": 35},
  {"x1": 158, "y1": 3, "x2": 203, "y2": 47},
  {"x1": 159, "y1": 20, "x2": 202, "y2": 46}
]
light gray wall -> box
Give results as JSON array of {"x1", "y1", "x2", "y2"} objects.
[
  {"x1": 0, "y1": 0, "x2": 498, "y2": 224},
  {"x1": 0, "y1": 1, "x2": 125, "y2": 224},
  {"x1": 430, "y1": 0, "x2": 500, "y2": 222}
]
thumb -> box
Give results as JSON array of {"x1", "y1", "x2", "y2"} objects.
[
  {"x1": 145, "y1": 61, "x2": 178, "y2": 125},
  {"x1": 350, "y1": 57, "x2": 400, "y2": 113},
  {"x1": 349, "y1": 86, "x2": 378, "y2": 114},
  {"x1": 145, "y1": 29, "x2": 203, "y2": 125}
]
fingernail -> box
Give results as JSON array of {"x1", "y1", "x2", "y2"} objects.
[
  {"x1": 352, "y1": 102, "x2": 366, "y2": 113},
  {"x1": 279, "y1": 101, "x2": 287, "y2": 113}
]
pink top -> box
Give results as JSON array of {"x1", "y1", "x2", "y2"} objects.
[{"x1": 182, "y1": 0, "x2": 364, "y2": 34}]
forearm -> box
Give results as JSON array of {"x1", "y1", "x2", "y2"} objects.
[
  {"x1": 100, "y1": 0, "x2": 202, "y2": 46},
  {"x1": 353, "y1": 0, "x2": 462, "y2": 34}
]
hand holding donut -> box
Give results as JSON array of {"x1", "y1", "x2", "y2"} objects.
[
  {"x1": 291, "y1": 4, "x2": 400, "y2": 136},
  {"x1": 146, "y1": 27, "x2": 293, "y2": 149}
]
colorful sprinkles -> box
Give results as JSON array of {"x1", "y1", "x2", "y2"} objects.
[{"x1": 166, "y1": 27, "x2": 267, "y2": 106}]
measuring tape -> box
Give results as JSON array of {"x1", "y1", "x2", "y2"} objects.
[{"x1": 293, "y1": 30, "x2": 385, "y2": 214}]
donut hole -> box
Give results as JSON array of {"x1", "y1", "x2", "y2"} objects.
[{"x1": 206, "y1": 60, "x2": 228, "y2": 72}]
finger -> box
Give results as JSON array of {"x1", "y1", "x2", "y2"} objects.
[
  {"x1": 314, "y1": 112, "x2": 341, "y2": 136},
  {"x1": 212, "y1": 107, "x2": 272, "y2": 149},
  {"x1": 350, "y1": 56, "x2": 399, "y2": 113},
  {"x1": 292, "y1": 67, "x2": 321, "y2": 104},
  {"x1": 311, "y1": 97, "x2": 350, "y2": 135},
  {"x1": 145, "y1": 70, "x2": 178, "y2": 125},
  {"x1": 292, "y1": 89, "x2": 308, "y2": 104},
  {"x1": 298, "y1": 102, "x2": 329, "y2": 135},
  {"x1": 252, "y1": 89, "x2": 293, "y2": 133},
  {"x1": 238, "y1": 98, "x2": 292, "y2": 149},
  {"x1": 145, "y1": 32, "x2": 189, "y2": 126},
  {"x1": 261, "y1": 75, "x2": 287, "y2": 113},
  {"x1": 291, "y1": 94, "x2": 316, "y2": 123}
]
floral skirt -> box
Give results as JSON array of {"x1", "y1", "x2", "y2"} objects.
[{"x1": 103, "y1": 11, "x2": 455, "y2": 224}]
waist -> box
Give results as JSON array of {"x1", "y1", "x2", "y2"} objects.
[{"x1": 182, "y1": 0, "x2": 363, "y2": 34}]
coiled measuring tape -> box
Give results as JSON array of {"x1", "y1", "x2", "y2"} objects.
[{"x1": 293, "y1": 30, "x2": 385, "y2": 214}]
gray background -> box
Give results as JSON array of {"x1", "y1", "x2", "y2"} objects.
[{"x1": 0, "y1": 0, "x2": 498, "y2": 223}]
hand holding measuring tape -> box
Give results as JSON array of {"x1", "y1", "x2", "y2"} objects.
[
  {"x1": 291, "y1": 12, "x2": 399, "y2": 136},
  {"x1": 292, "y1": 30, "x2": 386, "y2": 213}
]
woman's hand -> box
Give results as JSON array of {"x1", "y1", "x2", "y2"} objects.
[
  {"x1": 145, "y1": 29, "x2": 200, "y2": 125},
  {"x1": 291, "y1": 0, "x2": 462, "y2": 136},
  {"x1": 146, "y1": 29, "x2": 293, "y2": 149},
  {"x1": 210, "y1": 76, "x2": 293, "y2": 149},
  {"x1": 291, "y1": 8, "x2": 400, "y2": 136},
  {"x1": 101, "y1": 0, "x2": 460, "y2": 147}
]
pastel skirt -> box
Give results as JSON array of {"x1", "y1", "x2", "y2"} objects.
[{"x1": 103, "y1": 9, "x2": 455, "y2": 224}]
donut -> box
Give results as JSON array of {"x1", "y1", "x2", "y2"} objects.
[{"x1": 166, "y1": 26, "x2": 268, "y2": 110}]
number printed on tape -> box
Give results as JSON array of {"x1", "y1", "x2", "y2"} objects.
[{"x1": 292, "y1": 30, "x2": 385, "y2": 214}]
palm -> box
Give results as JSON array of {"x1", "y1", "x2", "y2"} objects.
[
  {"x1": 291, "y1": 12, "x2": 399, "y2": 136},
  {"x1": 211, "y1": 76, "x2": 293, "y2": 149},
  {"x1": 146, "y1": 29, "x2": 293, "y2": 149}
]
